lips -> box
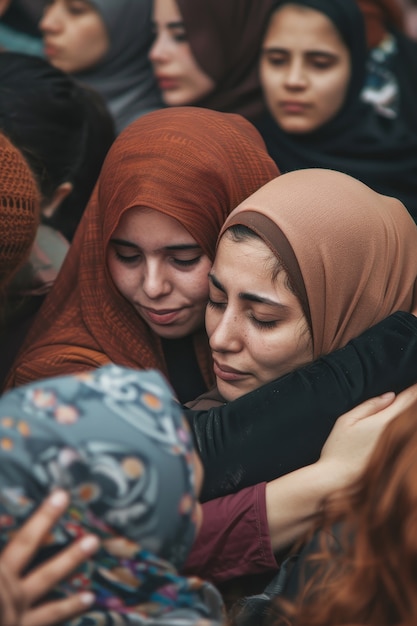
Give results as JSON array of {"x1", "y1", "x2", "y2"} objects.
[
  {"x1": 141, "y1": 306, "x2": 183, "y2": 326},
  {"x1": 280, "y1": 101, "x2": 309, "y2": 113},
  {"x1": 44, "y1": 43, "x2": 59, "y2": 58},
  {"x1": 213, "y1": 360, "x2": 249, "y2": 382},
  {"x1": 156, "y1": 76, "x2": 178, "y2": 90}
]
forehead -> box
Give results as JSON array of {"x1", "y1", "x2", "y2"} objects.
[
  {"x1": 214, "y1": 232, "x2": 278, "y2": 280},
  {"x1": 265, "y1": 4, "x2": 346, "y2": 51},
  {"x1": 153, "y1": 0, "x2": 182, "y2": 20},
  {"x1": 112, "y1": 207, "x2": 196, "y2": 243}
]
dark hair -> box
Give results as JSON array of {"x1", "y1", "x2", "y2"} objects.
[
  {"x1": 225, "y1": 224, "x2": 293, "y2": 285},
  {"x1": 0, "y1": 52, "x2": 86, "y2": 204},
  {"x1": 47, "y1": 84, "x2": 116, "y2": 241},
  {"x1": 0, "y1": 52, "x2": 115, "y2": 240},
  {"x1": 270, "y1": 397, "x2": 417, "y2": 626}
]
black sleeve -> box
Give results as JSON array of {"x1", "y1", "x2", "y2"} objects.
[{"x1": 185, "y1": 312, "x2": 417, "y2": 501}]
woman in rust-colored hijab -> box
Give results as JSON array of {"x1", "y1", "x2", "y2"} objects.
[{"x1": 5, "y1": 107, "x2": 278, "y2": 401}]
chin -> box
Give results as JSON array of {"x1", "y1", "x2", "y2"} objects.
[
  {"x1": 216, "y1": 381, "x2": 242, "y2": 403},
  {"x1": 162, "y1": 92, "x2": 191, "y2": 107},
  {"x1": 279, "y1": 121, "x2": 313, "y2": 135}
]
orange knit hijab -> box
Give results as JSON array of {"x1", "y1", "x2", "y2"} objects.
[
  {"x1": 0, "y1": 133, "x2": 40, "y2": 291},
  {"x1": 7, "y1": 107, "x2": 279, "y2": 388}
]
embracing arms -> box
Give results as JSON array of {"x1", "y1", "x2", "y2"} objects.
[{"x1": 186, "y1": 312, "x2": 417, "y2": 500}]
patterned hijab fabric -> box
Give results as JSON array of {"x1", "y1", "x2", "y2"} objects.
[
  {"x1": 74, "y1": 0, "x2": 163, "y2": 133},
  {"x1": 220, "y1": 168, "x2": 417, "y2": 358},
  {"x1": 176, "y1": 0, "x2": 274, "y2": 121},
  {"x1": 7, "y1": 107, "x2": 279, "y2": 389},
  {"x1": 0, "y1": 365, "x2": 223, "y2": 625}
]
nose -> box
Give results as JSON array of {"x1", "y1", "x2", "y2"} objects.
[
  {"x1": 39, "y1": 3, "x2": 63, "y2": 34},
  {"x1": 284, "y1": 58, "x2": 307, "y2": 89},
  {"x1": 149, "y1": 31, "x2": 170, "y2": 64},
  {"x1": 208, "y1": 306, "x2": 242, "y2": 354},
  {"x1": 141, "y1": 259, "x2": 172, "y2": 300}
]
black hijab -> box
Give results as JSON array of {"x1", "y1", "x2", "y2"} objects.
[{"x1": 256, "y1": 0, "x2": 417, "y2": 222}]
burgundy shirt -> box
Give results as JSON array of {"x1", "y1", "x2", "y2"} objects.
[{"x1": 183, "y1": 482, "x2": 277, "y2": 583}]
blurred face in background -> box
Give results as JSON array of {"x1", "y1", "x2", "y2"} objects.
[
  {"x1": 40, "y1": 0, "x2": 109, "y2": 74},
  {"x1": 0, "y1": 0, "x2": 11, "y2": 17},
  {"x1": 260, "y1": 3, "x2": 351, "y2": 134},
  {"x1": 149, "y1": 0, "x2": 215, "y2": 106}
]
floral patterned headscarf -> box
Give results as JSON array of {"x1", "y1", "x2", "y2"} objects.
[{"x1": 0, "y1": 365, "x2": 223, "y2": 625}]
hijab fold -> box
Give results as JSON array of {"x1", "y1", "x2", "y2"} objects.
[
  {"x1": 177, "y1": 0, "x2": 274, "y2": 120},
  {"x1": 75, "y1": 0, "x2": 163, "y2": 133}
]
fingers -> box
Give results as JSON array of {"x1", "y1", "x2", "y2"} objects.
[
  {"x1": 21, "y1": 592, "x2": 95, "y2": 626},
  {"x1": 0, "y1": 563, "x2": 25, "y2": 626},
  {"x1": 368, "y1": 382, "x2": 417, "y2": 428},
  {"x1": 340, "y1": 391, "x2": 396, "y2": 425},
  {"x1": 22, "y1": 534, "x2": 100, "y2": 605},
  {"x1": 0, "y1": 490, "x2": 100, "y2": 626},
  {"x1": 0, "y1": 490, "x2": 71, "y2": 575}
]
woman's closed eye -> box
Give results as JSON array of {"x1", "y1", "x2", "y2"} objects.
[
  {"x1": 207, "y1": 297, "x2": 226, "y2": 310},
  {"x1": 249, "y1": 314, "x2": 278, "y2": 330},
  {"x1": 171, "y1": 28, "x2": 187, "y2": 43},
  {"x1": 172, "y1": 256, "x2": 202, "y2": 268},
  {"x1": 68, "y1": 0, "x2": 92, "y2": 16},
  {"x1": 308, "y1": 53, "x2": 338, "y2": 70},
  {"x1": 114, "y1": 250, "x2": 141, "y2": 264},
  {"x1": 262, "y1": 51, "x2": 288, "y2": 67}
]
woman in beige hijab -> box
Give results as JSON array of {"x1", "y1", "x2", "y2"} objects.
[
  {"x1": 185, "y1": 168, "x2": 417, "y2": 597},
  {"x1": 207, "y1": 167, "x2": 417, "y2": 403}
]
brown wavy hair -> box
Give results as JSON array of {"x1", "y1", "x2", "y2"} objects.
[{"x1": 273, "y1": 397, "x2": 417, "y2": 626}]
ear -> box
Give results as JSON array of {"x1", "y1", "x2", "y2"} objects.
[{"x1": 42, "y1": 182, "x2": 74, "y2": 218}]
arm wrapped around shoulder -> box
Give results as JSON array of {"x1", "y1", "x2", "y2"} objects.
[{"x1": 186, "y1": 312, "x2": 417, "y2": 501}]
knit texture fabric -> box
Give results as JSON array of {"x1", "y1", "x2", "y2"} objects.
[{"x1": 0, "y1": 133, "x2": 40, "y2": 289}]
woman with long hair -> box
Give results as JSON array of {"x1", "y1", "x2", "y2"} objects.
[{"x1": 238, "y1": 383, "x2": 417, "y2": 625}]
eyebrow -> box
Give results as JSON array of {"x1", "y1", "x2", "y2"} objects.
[
  {"x1": 209, "y1": 273, "x2": 288, "y2": 308},
  {"x1": 263, "y1": 47, "x2": 338, "y2": 57},
  {"x1": 151, "y1": 20, "x2": 185, "y2": 29},
  {"x1": 110, "y1": 238, "x2": 201, "y2": 252}
]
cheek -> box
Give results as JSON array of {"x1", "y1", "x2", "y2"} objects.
[
  {"x1": 107, "y1": 258, "x2": 132, "y2": 297},
  {"x1": 252, "y1": 330, "x2": 300, "y2": 376},
  {"x1": 191, "y1": 280, "x2": 209, "y2": 306},
  {"x1": 204, "y1": 306, "x2": 217, "y2": 339},
  {"x1": 250, "y1": 336, "x2": 277, "y2": 369},
  {"x1": 320, "y1": 71, "x2": 350, "y2": 115},
  {"x1": 86, "y1": 27, "x2": 108, "y2": 57},
  {"x1": 183, "y1": 55, "x2": 215, "y2": 97},
  {"x1": 259, "y1": 63, "x2": 274, "y2": 94},
  {"x1": 181, "y1": 263, "x2": 211, "y2": 302},
  {"x1": 72, "y1": 23, "x2": 108, "y2": 69}
]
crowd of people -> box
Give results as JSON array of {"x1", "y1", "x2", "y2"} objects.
[{"x1": 1, "y1": 1, "x2": 417, "y2": 625}]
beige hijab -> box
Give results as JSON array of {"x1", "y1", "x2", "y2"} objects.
[{"x1": 220, "y1": 168, "x2": 417, "y2": 358}]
